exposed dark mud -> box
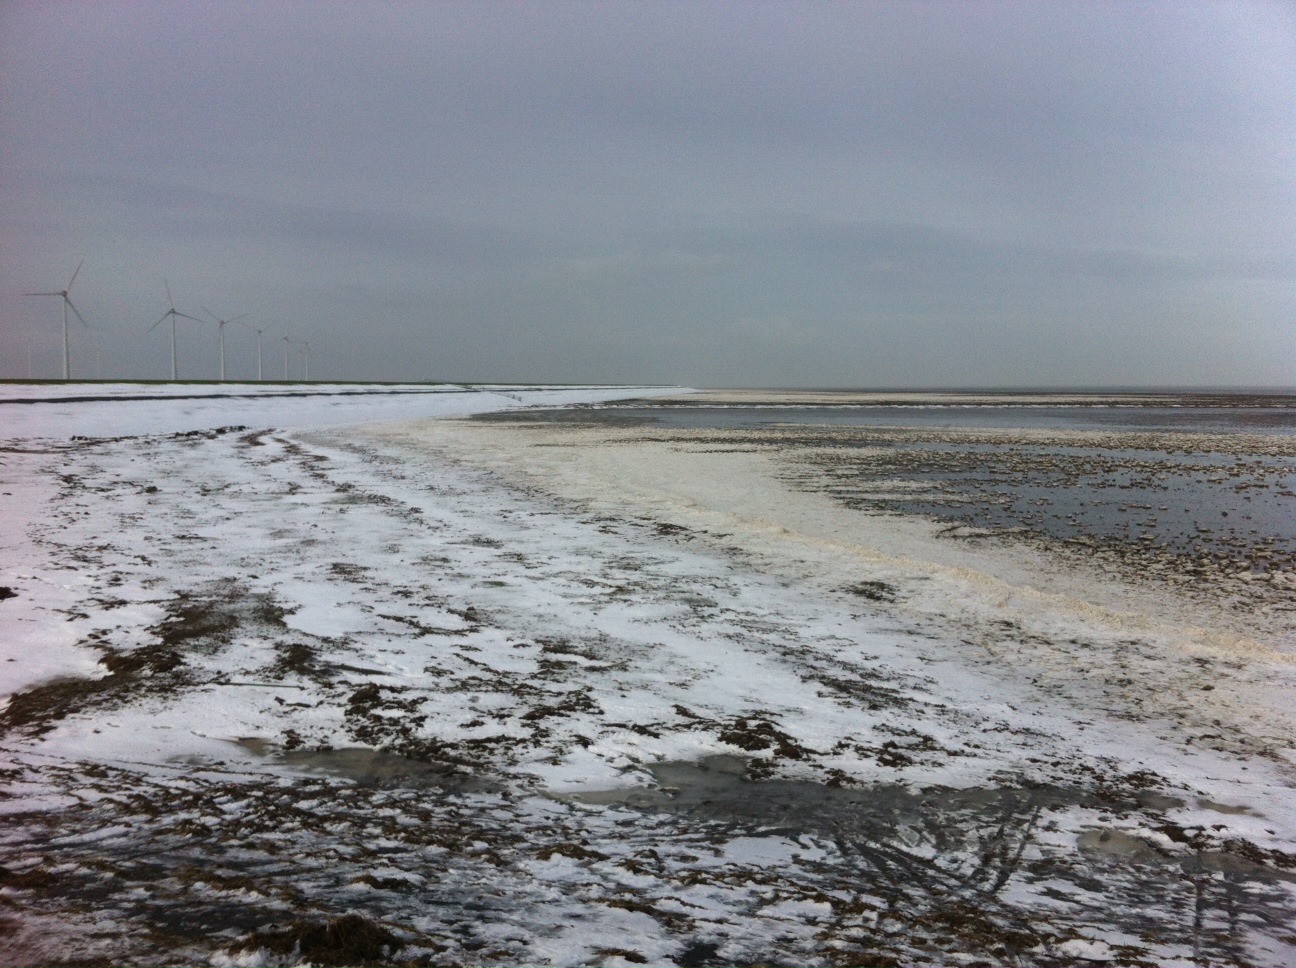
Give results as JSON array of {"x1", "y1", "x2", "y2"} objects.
[
  {"x1": 0, "y1": 580, "x2": 283, "y2": 738},
  {"x1": 230, "y1": 913, "x2": 405, "y2": 966},
  {"x1": 845, "y1": 580, "x2": 899, "y2": 602}
]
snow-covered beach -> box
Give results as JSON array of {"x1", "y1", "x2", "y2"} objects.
[{"x1": 2, "y1": 385, "x2": 1295, "y2": 966}]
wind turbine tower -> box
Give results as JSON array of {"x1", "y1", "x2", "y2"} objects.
[
  {"x1": 302, "y1": 339, "x2": 312, "y2": 382},
  {"x1": 25, "y1": 260, "x2": 89, "y2": 380},
  {"x1": 243, "y1": 322, "x2": 273, "y2": 381},
  {"x1": 148, "y1": 282, "x2": 203, "y2": 381},
  {"x1": 283, "y1": 335, "x2": 292, "y2": 381},
  {"x1": 203, "y1": 307, "x2": 247, "y2": 382}
]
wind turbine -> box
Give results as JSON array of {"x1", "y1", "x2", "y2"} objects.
[
  {"x1": 202, "y1": 306, "x2": 247, "y2": 382},
  {"x1": 241, "y1": 321, "x2": 273, "y2": 381},
  {"x1": 24, "y1": 260, "x2": 89, "y2": 380},
  {"x1": 148, "y1": 281, "x2": 203, "y2": 381}
]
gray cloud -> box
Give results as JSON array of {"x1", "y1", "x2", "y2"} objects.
[{"x1": 2, "y1": 0, "x2": 1292, "y2": 385}]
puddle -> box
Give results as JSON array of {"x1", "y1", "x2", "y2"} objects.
[
  {"x1": 1077, "y1": 828, "x2": 1173, "y2": 865},
  {"x1": 232, "y1": 740, "x2": 499, "y2": 792},
  {"x1": 566, "y1": 756, "x2": 1295, "y2": 889},
  {"x1": 566, "y1": 754, "x2": 1081, "y2": 840},
  {"x1": 1135, "y1": 791, "x2": 1186, "y2": 811},
  {"x1": 1197, "y1": 797, "x2": 1251, "y2": 815},
  {"x1": 233, "y1": 736, "x2": 277, "y2": 757}
]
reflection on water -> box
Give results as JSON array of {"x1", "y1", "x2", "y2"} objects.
[{"x1": 562, "y1": 755, "x2": 1296, "y2": 966}]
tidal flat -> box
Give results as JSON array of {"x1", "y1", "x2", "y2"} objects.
[{"x1": 2, "y1": 387, "x2": 1295, "y2": 966}]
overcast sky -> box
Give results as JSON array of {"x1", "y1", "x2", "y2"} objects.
[{"x1": 2, "y1": 1, "x2": 1292, "y2": 386}]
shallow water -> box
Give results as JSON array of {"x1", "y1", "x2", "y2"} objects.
[
  {"x1": 515, "y1": 400, "x2": 1296, "y2": 573},
  {"x1": 588, "y1": 403, "x2": 1296, "y2": 434},
  {"x1": 831, "y1": 439, "x2": 1296, "y2": 566}
]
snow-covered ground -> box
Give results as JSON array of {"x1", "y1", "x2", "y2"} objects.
[
  {"x1": 0, "y1": 381, "x2": 673, "y2": 440},
  {"x1": 2, "y1": 384, "x2": 1295, "y2": 966}
]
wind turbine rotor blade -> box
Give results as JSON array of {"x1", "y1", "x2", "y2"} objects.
[
  {"x1": 24, "y1": 291, "x2": 61, "y2": 297},
  {"x1": 66, "y1": 298, "x2": 90, "y2": 328},
  {"x1": 164, "y1": 280, "x2": 175, "y2": 308},
  {"x1": 175, "y1": 311, "x2": 204, "y2": 323},
  {"x1": 201, "y1": 305, "x2": 220, "y2": 322},
  {"x1": 228, "y1": 314, "x2": 248, "y2": 324},
  {"x1": 67, "y1": 259, "x2": 84, "y2": 292},
  {"x1": 148, "y1": 311, "x2": 171, "y2": 332}
]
